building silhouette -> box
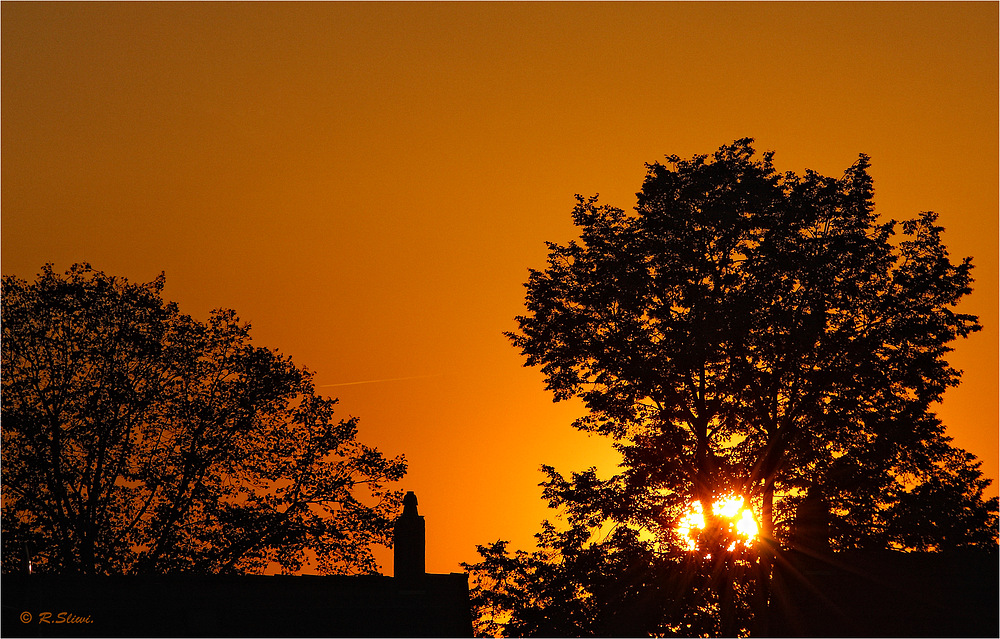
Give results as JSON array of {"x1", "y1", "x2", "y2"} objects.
[
  {"x1": 768, "y1": 548, "x2": 998, "y2": 637},
  {"x1": 768, "y1": 494, "x2": 998, "y2": 637},
  {"x1": 2, "y1": 492, "x2": 472, "y2": 638}
]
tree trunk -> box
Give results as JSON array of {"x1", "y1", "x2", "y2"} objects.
[
  {"x1": 751, "y1": 480, "x2": 774, "y2": 637},
  {"x1": 720, "y1": 552, "x2": 738, "y2": 637}
]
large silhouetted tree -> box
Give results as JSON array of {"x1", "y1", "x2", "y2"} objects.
[
  {"x1": 465, "y1": 139, "x2": 997, "y2": 636},
  {"x1": 2, "y1": 263, "x2": 406, "y2": 576}
]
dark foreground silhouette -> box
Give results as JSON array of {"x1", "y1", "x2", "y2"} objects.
[
  {"x1": 2, "y1": 571, "x2": 471, "y2": 638},
  {"x1": 1, "y1": 492, "x2": 473, "y2": 638},
  {"x1": 768, "y1": 548, "x2": 999, "y2": 638},
  {"x1": 3, "y1": 494, "x2": 997, "y2": 637}
]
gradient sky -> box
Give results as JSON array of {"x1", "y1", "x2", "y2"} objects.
[{"x1": 3, "y1": 2, "x2": 997, "y2": 575}]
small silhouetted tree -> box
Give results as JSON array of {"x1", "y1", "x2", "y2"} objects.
[
  {"x1": 2, "y1": 263, "x2": 406, "y2": 575},
  {"x1": 465, "y1": 140, "x2": 997, "y2": 637}
]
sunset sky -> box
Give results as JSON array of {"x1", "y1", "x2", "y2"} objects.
[{"x1": 3, "y1": 2, "x2": 996, "y2": 575}]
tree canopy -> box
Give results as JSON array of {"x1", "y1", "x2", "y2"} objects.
[
  {"x1": 466, "y1": 139, "x2": 996, "y2": 636},
  {"x1": 2, "y1": 263, "x2": 406, "y2": 576}
]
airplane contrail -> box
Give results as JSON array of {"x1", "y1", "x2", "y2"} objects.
[{"x1": 318, "y1": 373, "x2": 442, "y2": 388}]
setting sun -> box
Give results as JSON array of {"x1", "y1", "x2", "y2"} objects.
[{"x1": 677, "y1": 495, "x2": 759, "y2": 553}]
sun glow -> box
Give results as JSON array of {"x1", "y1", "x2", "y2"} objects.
[
  {"x1": 676, "y1": 494, "x2": 759, "y2": 552},
  {"x1": 677, "y1": 501, "x2": 707, "y2": 551}
]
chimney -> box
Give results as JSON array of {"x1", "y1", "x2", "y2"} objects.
[
  {"x1": 393, "y1": 491, "x2": 425, "y2": 581},
  {"x1": 792, "y1": 486, "x2": 830, "y2": 554}
]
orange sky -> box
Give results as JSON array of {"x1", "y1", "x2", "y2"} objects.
[{"x1": 3, "y1": 2, "x2": 997, "y2": 575}]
